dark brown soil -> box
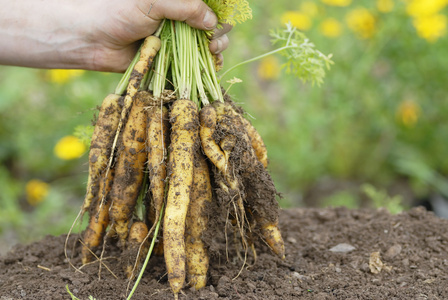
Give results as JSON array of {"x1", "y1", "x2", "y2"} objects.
[{"x1": 1, "y1": 206, "x2": 448, "y2": 299}]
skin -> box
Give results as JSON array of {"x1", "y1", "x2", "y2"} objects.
[{"x1": 0, "y1": 0, "x2": 231, "y2": 72}]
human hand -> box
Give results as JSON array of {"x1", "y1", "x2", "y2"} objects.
[
  {"x1": 0, "y1": 0, "x2": 232, "y2": 72},
  {"x1": 90, "y1": 0, "x2": 233, "y2": 72}
]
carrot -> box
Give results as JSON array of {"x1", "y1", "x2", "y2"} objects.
[
  {"x1": 185, "y1": 151, "x2": 212, "y2": 290},
  {"x1": 260, "y1": 222, "x2": 285, "y2": 259},
  {"x1": 244, "y1": 167, "x2": 285, "y2": 259},
  {"x1": 101, "y1": 36, "x2": 161, "y2": 209},
  {"x1": 125, "y1": 221, "x2": 149, "y2": 279},
  {"x1": 146, "y1": 105, "x2": 170, "y2": 231},
  {"x1": 81, "y1": 168, "x2": 115, "y2": 265},
  {"x1": 198, "y1": 105, "x2": 227, "y2": 173},
  {"x1": 235, "y1": 113, "x2": 268, "y2": 168},
  {"x1": 164, "y1": 99, "x2": 199, "y2": 297},
  {"x1": 109, "y1": 91, "x2": 149, "y2": 246},
  {"x1": 201, "y1": 102, "x2": 249, "y2": 254},
  {"x1": 82, "y1": 94, "x2": 122, "y2": 213},
  {"x1": 199, "y1": 104, "x2": 238, "y2": 191}
]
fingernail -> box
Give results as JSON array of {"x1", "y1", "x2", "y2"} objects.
[
  {"x1": 214, "y1": 39, "x2": 223, "y2": 54},
  {"x1": 203, "y1": 10, "x2": 217, "y2": 30}
]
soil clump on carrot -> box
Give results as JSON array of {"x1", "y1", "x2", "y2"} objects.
[{"x1": 2, "y1": 206, "x2": 448, "y2": 299}]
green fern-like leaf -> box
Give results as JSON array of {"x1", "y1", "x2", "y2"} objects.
[
  {"x1": 271, "y1": 23, "x2": 334, "y2": 85},
  {"x1": 204, "y1": 0, "x2": 252, "y2": 26}
]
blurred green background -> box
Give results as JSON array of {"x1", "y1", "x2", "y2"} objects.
[{"x1": 1, "y1": 0, "x2": 448, "y2": 253}]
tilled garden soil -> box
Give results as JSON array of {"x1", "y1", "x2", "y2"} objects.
[{"x1": 1, "y1": 206, "x2": 447, "y2": 299}]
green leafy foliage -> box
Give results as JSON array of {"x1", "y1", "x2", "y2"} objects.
[
  {"x1": 74, "y1": 125, "x2": 94, "y2": 147},
  {"x1": 205, "y1": 0, "x2": 252, "y2": 26},
  {"x1": 270, "y1": 22, "x2": 333, "y2": 85},
  {"x1": 362, "y1": 184, "x2": 405, "y2": 215}
]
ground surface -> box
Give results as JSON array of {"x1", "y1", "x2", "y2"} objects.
[{"x1": 1, "y1": 206, "x2": 447, "y2": 300}]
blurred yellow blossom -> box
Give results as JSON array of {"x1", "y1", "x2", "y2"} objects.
[
  {"x1": 46, "y1": 69, "x2": 85, "y2": 84},
  {"x1": 406, "y1": 0, "x2": 447, "y2": 17},
  {"x1": 257, "y1": 56, "x2": 281, "y2": 80},
  {"x1": 321, "y1": 0, "x2": 352, "y2": 7},
  {"x1": 281, "y1": 11, "x2": 312, "y2": 30},
  {"x1": 300, "y1": 1, "x2": 319, "y2": 17},
  {"x1": 397, "y1": 100, "x2": 420, "y2": 127},
  {"x1": 320, "y1": 18, "x2": 343, "y2": 37},
  {"x1": 413, "y1": 14, "x2": 447, "y2": 42},
  {"x1": 377, "y1": 0, "x2": 395, "y2": 13},
  {"x1": 346, "y1": 8, "x2": 376, "y2": 39},
  {"x1": 26, "y1": 179, "x2": 49, "y2": 206},
  {"x1": 54, "y1": 135, "x2": 86, "y2": 160}
]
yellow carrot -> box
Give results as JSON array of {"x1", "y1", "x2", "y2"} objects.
[
  {"x1": 164, "y1": 99, "x2": 199, "y2": 296},
  {"x1": 82, "y1": 94, "x2": 121, "y2": 213},
  {"x1": 81, "y1": 168, "x2": 115, "y2": 264},
  {"x1": 146, "y1": 105, "x2": 170, "y2": 230},
  {"x1": 109, "y1": 91, "x2": 149, "y2": 246},
  {"x1": 185, "y1": 151, "x2": 212, "y2": 290},
  {"x1": 125, "y1": 221, "x2": 149, "y2": 279}
]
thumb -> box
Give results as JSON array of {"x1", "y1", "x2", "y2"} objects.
[{"x1": 146, "y1": 0, "x2": 218, "y2": 30}]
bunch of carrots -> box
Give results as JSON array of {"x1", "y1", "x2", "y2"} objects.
[{"x1": 73, "y1": 0, "x2": 332, "y2": 298}]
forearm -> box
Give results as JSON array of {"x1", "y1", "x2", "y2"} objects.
[
  {"x1": 0, "y1": 0, "x2": 227, "y2": 72},
  {"x1": 0, "y1": 0, "x2": 93, "y2": 70}
]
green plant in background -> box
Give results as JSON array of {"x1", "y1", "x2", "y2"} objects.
[
  {"x1": 0, "y1": 68, "x2": 120, "y2": 252},
  {"x1": 229, "y1": 0, "x2": 448, "y2": 208},
  {"x1": 362, "y1": 183, "x2": 405, "y2": 214}
]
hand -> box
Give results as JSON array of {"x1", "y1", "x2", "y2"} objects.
[
  {"x1": 0, "y1": 0, "x2": 232, "y2": 72},
  {"x1": 90, "y1": 0, "x2": 233, "y2": 71}
]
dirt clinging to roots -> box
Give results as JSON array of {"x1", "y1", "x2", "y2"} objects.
[{"x1": 1, "y1": 206, "x2": 448, "y2": 299}]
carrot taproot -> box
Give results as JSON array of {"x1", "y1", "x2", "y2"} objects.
[
  {"x1": 198, "y1": 105, "x2": 227, "y2": 173},
  {"x1": 125, "y1": 221, "x2": 149, "y2": 279},
  {"x1": 164, "y1": 99, "x2": 199, "y2": 296},
  {"x1": 244, "y1": 168, "x2": 285, "y2": 259},
  {"x1": 101, "y1": 36, "x2": 161, "y2": 209},
  {"x1": 82, "y1": 94, "x2": 122, "y2": 213},
  {"x1": 235, "y1": 113, "x2": 268, "y2": 168},
  {"x1": 109, "y1": 91, "x2": 149, "y2": 246},
  {"x1": 81, "y1": 168, "x2": 115, "y2": 265},
  {"x1": 200, "y1": 102, "x2": 249, "y2": 254},
  {"x1": 185, "y1": 151, "x2": 212, "y2": 290},
  {"x1": 146, "y1": 104, "x2": 170, "y2": 230}
]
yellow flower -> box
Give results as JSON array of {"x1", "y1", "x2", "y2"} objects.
[
  {"x1": 46, "y1": 69, "x2": 85, "y2": 84},
  {"x1": 300, "y1": 1, "x2": 319, "y2": 17},
  {"x1": 321, "y1": 0, "x2": 352, "y2": 7},
  {"x1": 281, "y1": 11, "x2": 312, "y2": 31},
  {"x1": 346, "y1": 8, "x2": 376, "y2": 39},
  {"x1": 320, "y1": 18, "x2": 343, "y2": 38},
  {"x1": 377, "y1": 0, "x2": 395, "y2": 13},
  {"x1": 257, "y1": 56, "x2": 281, "y2": 80},
  {"x1": 413, "y1": 14, "x2": 447, "y2": 42},
  {"x1": 26, "y1": 179, "x2": 49, "y2": 206},
  {"x1": 397, "y1": 100, "x2": 420, "y2": 127},
  {"x1": 406, "y1": 0, "x2": 447, "y2": 18},
  {"x1": 54, "y1": 135, "x2": 87, "y2": 160}
]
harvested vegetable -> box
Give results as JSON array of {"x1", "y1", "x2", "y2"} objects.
[
  {"x1": 109, "y1": 92, "x2": 149, "y2": 246},
  {"x1": 73, "y1": 1, "x2": 333, "y2": 298},
  {"x1": 146, "y1": 105, "x2": 170, "y2": 232},
  {"x1": 81, "y1": 168, "x2": 114, "y2": 264},
  {"x1": 164, "y1": 99, "x2": 199, "y2": 296},
  {"x1": 82, "y1": 93, "x2": 122, "y2": 213},
  {"x1": 186, "y1": 151, "x2": 212, "y2": 290},
  {"x1": 124, "y1": 221, "x2": 149, "y2": 280}
]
